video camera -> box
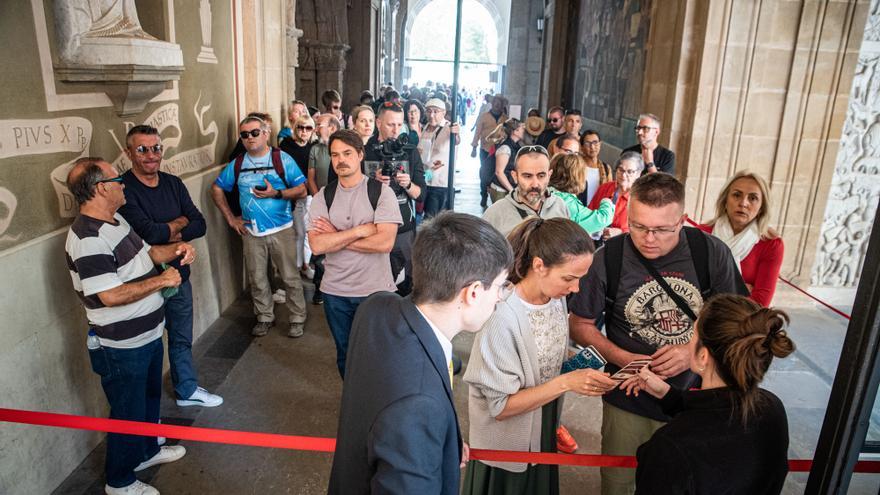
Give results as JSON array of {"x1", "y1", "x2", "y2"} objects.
[{"x1": 369, "y1": 134, "x2": 416, "y2": 179}]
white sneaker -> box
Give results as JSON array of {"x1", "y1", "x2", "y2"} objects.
[
  {"x1": 176, "y1": 386, "x2": 223, "y2": 407},
  {"x1": 105, "y1": 480, "x2": 159, "y2": 495},
  {"x1": 301, "y1": 266, "x2": 315, "y2": 280},
  {"x1": 134, "y1": 445, "x2": 186, "y2": 472},
  {"x1": 272, "y1": 289, "x2": 286, "y2": 303}
]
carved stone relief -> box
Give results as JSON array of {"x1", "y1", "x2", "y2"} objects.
[{"x1": 812, "y1": 0, "x2": 880, "y2": 287}]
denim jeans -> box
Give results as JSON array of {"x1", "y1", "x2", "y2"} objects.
[
  {"x1": 478, "y1": 149, "x2": 493, "y2": 204},
  {"x1": 424, "y1": 186, "x2": 449, "y2": 218},
  {"x1": 323, "y1": 294, "x2": 368, "y2": 378},
  {"x1": 88, "y1": 338, "x2": 163, "y2": 488},
  {"x1": 164, "y1": 279, "x2": 197, "y2": 399}
]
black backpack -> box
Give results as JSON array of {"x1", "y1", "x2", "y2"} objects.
[
  {"x1": 323, "y1": 177, "x2": 383, "y2": 211},
  {"x1": 225, "y1": 147, "x2": 288, "y2": 216}
]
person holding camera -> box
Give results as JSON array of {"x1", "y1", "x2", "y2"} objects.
[{"x1": 363, "y1": 102, "x2": 427, "y2": 296}]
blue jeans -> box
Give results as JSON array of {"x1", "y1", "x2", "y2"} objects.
[
  {"x1": 323, "y1": 294, "x2": 368, "y2": 378},
  {"x1": 478, "y1": 149, "x2": 493, "y2": 204},
  {"x1": 424, "y1": 186, "x2": 449, "y2": 218},
  {"x1": 164, "y1": 279, "x2": 197, "y2": 399},
  {"x1": 88, "y1": 338, "x2": 163, "y2": 488}
]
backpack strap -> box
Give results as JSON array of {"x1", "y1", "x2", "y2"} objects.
[
  {"x1": 233, "y1": 153, "x2": 246, "y2": 187},
  {"x1": 683, "y1": 226, "x2": 712, "y2": 299},
  {"x1": 323, "y1": 180, "x2": 339, "y2": 211},
  {"x1": 603, "y1": 234, "x2": 626, "y2": 326},
  {"x1": 270, "y1": 147, "x2": 289, "y2": 188},
  {"x1": 366, "y1": 177, "x2": 382, "y2": 211}
]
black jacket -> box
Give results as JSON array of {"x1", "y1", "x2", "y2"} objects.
[
  {"x1": 363, "y1": 135, "x2": 426, "y2": 233},
  {"x1": 635, "y1": 387, "x2": 789, "y2": 495}
]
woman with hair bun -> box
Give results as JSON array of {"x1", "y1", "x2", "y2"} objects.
[
  {"x1": 624, "y1": 294, "x2": 795, "y2": 495},
  {"x1": 463, "y1": 217, "x2": 617, "y2": 495}
]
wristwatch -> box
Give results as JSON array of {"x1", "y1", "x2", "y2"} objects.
[
  {"x1": 646, "y1": 162, "x2": 656, "y2": 169},
  {"x1": 405, "y1": 182, "x2": 412, "y2": 191},
  {"x1": 274, "y1": 190, "x2": 283, "y2": 199}
]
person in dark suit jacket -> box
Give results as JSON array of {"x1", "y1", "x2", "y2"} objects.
[{"x1": 328, "y1": 212, "x2": 514, "y2": 494}]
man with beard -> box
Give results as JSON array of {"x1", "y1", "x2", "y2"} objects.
[
  {"x1": 308, "y1": 130, "x2": 402, "y2": 378},
  {"x1": 481, "y1": 145, "x2": 569, "y2": 236},
  {"x1": 623, "y1": 113, "x2": 676, "y2": 175},
  {"x1": 535, "y1": 106, "x2": 566, "y2": 148}
]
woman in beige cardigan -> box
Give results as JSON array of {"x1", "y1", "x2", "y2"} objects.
[{"x1": 462, "y1": 217, "x2": 617, "y2": 495}]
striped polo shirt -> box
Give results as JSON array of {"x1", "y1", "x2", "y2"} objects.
[{"x1": 65, "y1": 213, "x2": 164, "y2": 349}]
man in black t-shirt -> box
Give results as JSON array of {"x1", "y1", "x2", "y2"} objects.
[
  {"x1": 569, "y1": 173, "x2": 744, "y2": 495},
  {"x1": 536, "y1": 105, "x2": 566, "y2": 148},
  {"x1": 623, "y1": 113, "x2": 676, "y2": 176},
  {"x1": 362, "y1": 102, "x2": 426, "y2": 295}
]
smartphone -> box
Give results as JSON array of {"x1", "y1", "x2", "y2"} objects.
[
  {"x1": 561, "y1": 345, "x2": 607, "y2": 373},
  {"x1": 254, "y1": 184, "x2": 268, "y2": 191}
]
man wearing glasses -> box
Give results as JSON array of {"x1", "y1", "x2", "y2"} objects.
[
  {"x1": 536, "y1": 106, "x2": 566, "y2": 148},
  {"x1": 211, "y1": 116, "x2": 309, "y2": 338},
  {"x1": 569, "y1": 173, "x2": 744, "y2": 495},
  {"x1": 118, "y1": 125, "x2": 222, "y2": 408},
  {"x1": 481, "y1": 145, "x2": 569, "y2": 236},
  {"x1": 65, "y1": 157, "x2": 195, "y2": 494},
  {"x1": 623, "y1": 113, "x2": 676, "y2": 175}
]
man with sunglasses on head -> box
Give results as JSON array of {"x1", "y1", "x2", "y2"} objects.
[
  {"x1": 568, "y1": 173, "x2": 745, "y2": 495},
  {"x1": 535, "y1": 106, "x2": 566, "y2": 148},
  {"x1": 211, "y1": 116, "x2": 309, "y2": 338},
  {"x1": 481, "y1": 145, "x2": 569, "y2": 236},
  {"x1": 118, "y1": 125, "x2": 223, "y2": 409},
  {"x1": 66, "y1": 157, "x2": 195, "y2": 494},
  {"x1": 623, "y1": 113, "x2": 675, "y2": 175}
]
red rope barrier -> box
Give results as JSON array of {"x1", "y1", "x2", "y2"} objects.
[{"x1": 3, "y1": 407, "x2": 880, "y2": 473}]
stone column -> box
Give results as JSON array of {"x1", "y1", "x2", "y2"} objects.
[
  {"x1": 812, "y1": 0, "x2": 880, "y2": 288},
  {"x1": 286, "y1": 0, "x2": 304, "y2": 102}
]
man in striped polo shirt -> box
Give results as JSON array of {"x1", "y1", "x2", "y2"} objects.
[{"x1": 65, "y1": 157, "x2": 195, "y2": 495}]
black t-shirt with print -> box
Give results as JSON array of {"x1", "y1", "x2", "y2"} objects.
[{"x1": 569, "y1": 230, "x2": 744, "y2": 421}]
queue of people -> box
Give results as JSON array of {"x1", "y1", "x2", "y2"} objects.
[{"x1": 62, "y1": 83, "x2": 792, "y2": 495}]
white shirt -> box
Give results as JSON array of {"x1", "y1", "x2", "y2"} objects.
[{"x1": 416, "y1": 306, "x2": 453, "y2": 367}]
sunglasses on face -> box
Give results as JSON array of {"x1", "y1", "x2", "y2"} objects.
[
  {"x1": 96, "y1": 176, "x2": 123, "y2": 184},
  {"x1": 134, "y1": 144, "x2": 163, "y2": 154},
  {"x1": 296, "y1": 126, "x2": 314, "y2": 131},
  {"x1": 548, "y1": 117, "x2": 561, "y2": 122},
  {"x1": 240, "y1": 129, "x2": 264, "y2": 139}
]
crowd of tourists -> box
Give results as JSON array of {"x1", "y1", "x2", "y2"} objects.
[{"x1": 64, "y1": 82, "x2": 791, "y2": 495}]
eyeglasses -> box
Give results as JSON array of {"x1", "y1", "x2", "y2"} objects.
[
  {"x1": 628, "y1": 220, "x2": 681, "y2": 237},
  {"x1": 477, "y1": 279, "x2": 514, "y2": 300},
  {"x1": 296, "y1": 126, "x2": 314, "y2": 131},
  {"x1": 240, "y1": 129, "x2": 264, "y2": 139},
  {"x1": 516, "y1": 145, "x2": 549, "y2": 159},
  {"x1": 634, "y1": 125, "x2": 657, "y2": 133},
  {"x1": 134, "y1": 144, "x2": 163, "y2": 154},
  {"x1": 96, "y1": 176, "x2": 123, "y2": 185},
  {"x1": 617, "y1": 167, "x2": 641, "y2": 176},
  {"x1": 583, "y1": 140, "x2": 601, "y2": 146}
]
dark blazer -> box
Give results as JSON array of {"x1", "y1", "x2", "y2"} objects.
[
  {"x1": 328, "y1": 292, "x2": 462, "y2": 495},
  {"x1": 635, "y1": 387, "x2": 789, "y2": 495}
]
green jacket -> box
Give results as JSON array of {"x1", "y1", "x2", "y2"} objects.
[{"x1": 553, "y1": 190, "x2": 615, "y2": 235}]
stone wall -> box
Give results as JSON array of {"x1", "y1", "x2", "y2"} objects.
[
  {"x1": 0, "y1": 1, "x2": 247, "y2": 493},
  {"x1": 503, "y1": 0, "x2": 544, "y2": 113},
  {"x1": 812, "y1": 0, "x2": 880, "y2": 288}
]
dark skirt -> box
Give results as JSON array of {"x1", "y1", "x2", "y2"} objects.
[{"x1": 461, "y1": 399, "x2": 560, "y2": 495}]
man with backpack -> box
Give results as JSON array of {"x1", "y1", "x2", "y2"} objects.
[
  {"x1": 568, "y1": 173, "x2": 747, "y2": 495},
  {"x1": 211, "y1": 115, "x2": 308, "y2": 338},
  {"x1": 308, "y1": 130, "x2": 402, "y2": 378}
]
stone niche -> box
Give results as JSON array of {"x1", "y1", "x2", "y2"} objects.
[{"x1": 53, "y1": 0, "x2": 184, "y2": 116}]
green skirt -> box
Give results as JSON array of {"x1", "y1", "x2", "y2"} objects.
[{"x1": 461, "y1": 399, "x2": 560, "y2": 495}]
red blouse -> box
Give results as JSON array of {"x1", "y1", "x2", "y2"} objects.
[
  {"x1": 699, "y1": 224, "x2": 784, "y2": 307},
  {"x1": 589, "y1": 181, "x2": 629, "y2": 232}
]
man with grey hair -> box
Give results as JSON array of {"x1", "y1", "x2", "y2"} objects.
[
  {"x1": 481, "y1": 145, "x2": 569, "y2": 236},
  {"x1": 211, "y1": 115, "x2": 309, "y2": 338},
  {"x1": 623, "y1": 113, "x2": 675, "y2": 175},
  {"x1": 65, "y1": 157, "x2": 193, "y2": 494}
]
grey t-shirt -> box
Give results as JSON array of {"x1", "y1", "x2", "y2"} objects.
[
  {"x1": 308, "y1": 176, "x2": 403, "y2": 297},
  {"x1": 308, "y1": 142, "x2": 332, "y2": 190},
  {"x1": 569, "y1": 229, "x2": 744, "y2": 421}
]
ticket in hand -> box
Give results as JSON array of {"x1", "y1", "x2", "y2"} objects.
[{"x1": 610, "y1": 359, "x2": 653, "y2": 382}]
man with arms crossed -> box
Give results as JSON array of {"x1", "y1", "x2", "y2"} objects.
[{"x1": 329, "y1": 212, "x2": 514, "y2": 494}]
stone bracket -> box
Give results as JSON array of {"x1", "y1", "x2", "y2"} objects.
[{"x1": 55, "y1": 64, "x2": 184, "y2": 116}]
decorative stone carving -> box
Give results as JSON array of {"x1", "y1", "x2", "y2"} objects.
[
  {"x1": 286, "y1": 0, "x2": 305, "y2": 100},
  {"x1": 53, "y1": 0, "x2": 184, "y2": 116},
  {"x1": 812, "y1": 0, "x2": 880, "y2": 287},
  {"x1": 197, "y1": 0, "x2": 218, "y2": 64}
]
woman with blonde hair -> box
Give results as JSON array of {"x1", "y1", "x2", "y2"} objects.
[
  {"x1": 279, "y1": 114, "x2": 318, "y2": 279},
  {"x1": 548, "y1": 153, "x2": 614, "y2": 236},
  {"x1": 624, "y1": 294, "x2": 794, "y2": 494},
  {"x1": 463, "y1": 217, "x2": 616, "y2": 495},
  {"x1": 698, "y1": 170, "x2": 783, "y2": 306},
  {"x1": 350, "y1": 105, "x2": 375, "y2": 144}
]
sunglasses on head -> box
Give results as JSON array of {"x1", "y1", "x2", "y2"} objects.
[
  {"x1": 516, "y1": 145, "x2": 550, "y2": 159},
  {"x1": 96, "y1": 176, "x2": 123, "y2": 184},
  {"x1": 240, "y1": 129, "x2": 264, "y2": 139},
  {"x1": 134, "y1": 144, "x2": 163, "y2": 154}
]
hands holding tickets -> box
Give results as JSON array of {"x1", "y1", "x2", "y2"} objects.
[{"x1": 556, "y1": 368, "x2": 617, "y2": 397}]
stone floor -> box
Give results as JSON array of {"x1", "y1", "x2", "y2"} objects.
[{"x1": 52, "y1": 128, "x2": 880, "y2": 494}]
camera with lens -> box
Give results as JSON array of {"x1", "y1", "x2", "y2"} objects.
[{"x1": 370, "y1": 134, "x2": 415, "y2": 179}]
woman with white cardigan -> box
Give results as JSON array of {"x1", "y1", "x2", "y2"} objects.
[{"x1": 462, "y1": 217, "x2": 616, "y2": 495}]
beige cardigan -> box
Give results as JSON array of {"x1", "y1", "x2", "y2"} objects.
[{"x1": 463, "y1": 293, "x2": 567, "y2": 472}]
